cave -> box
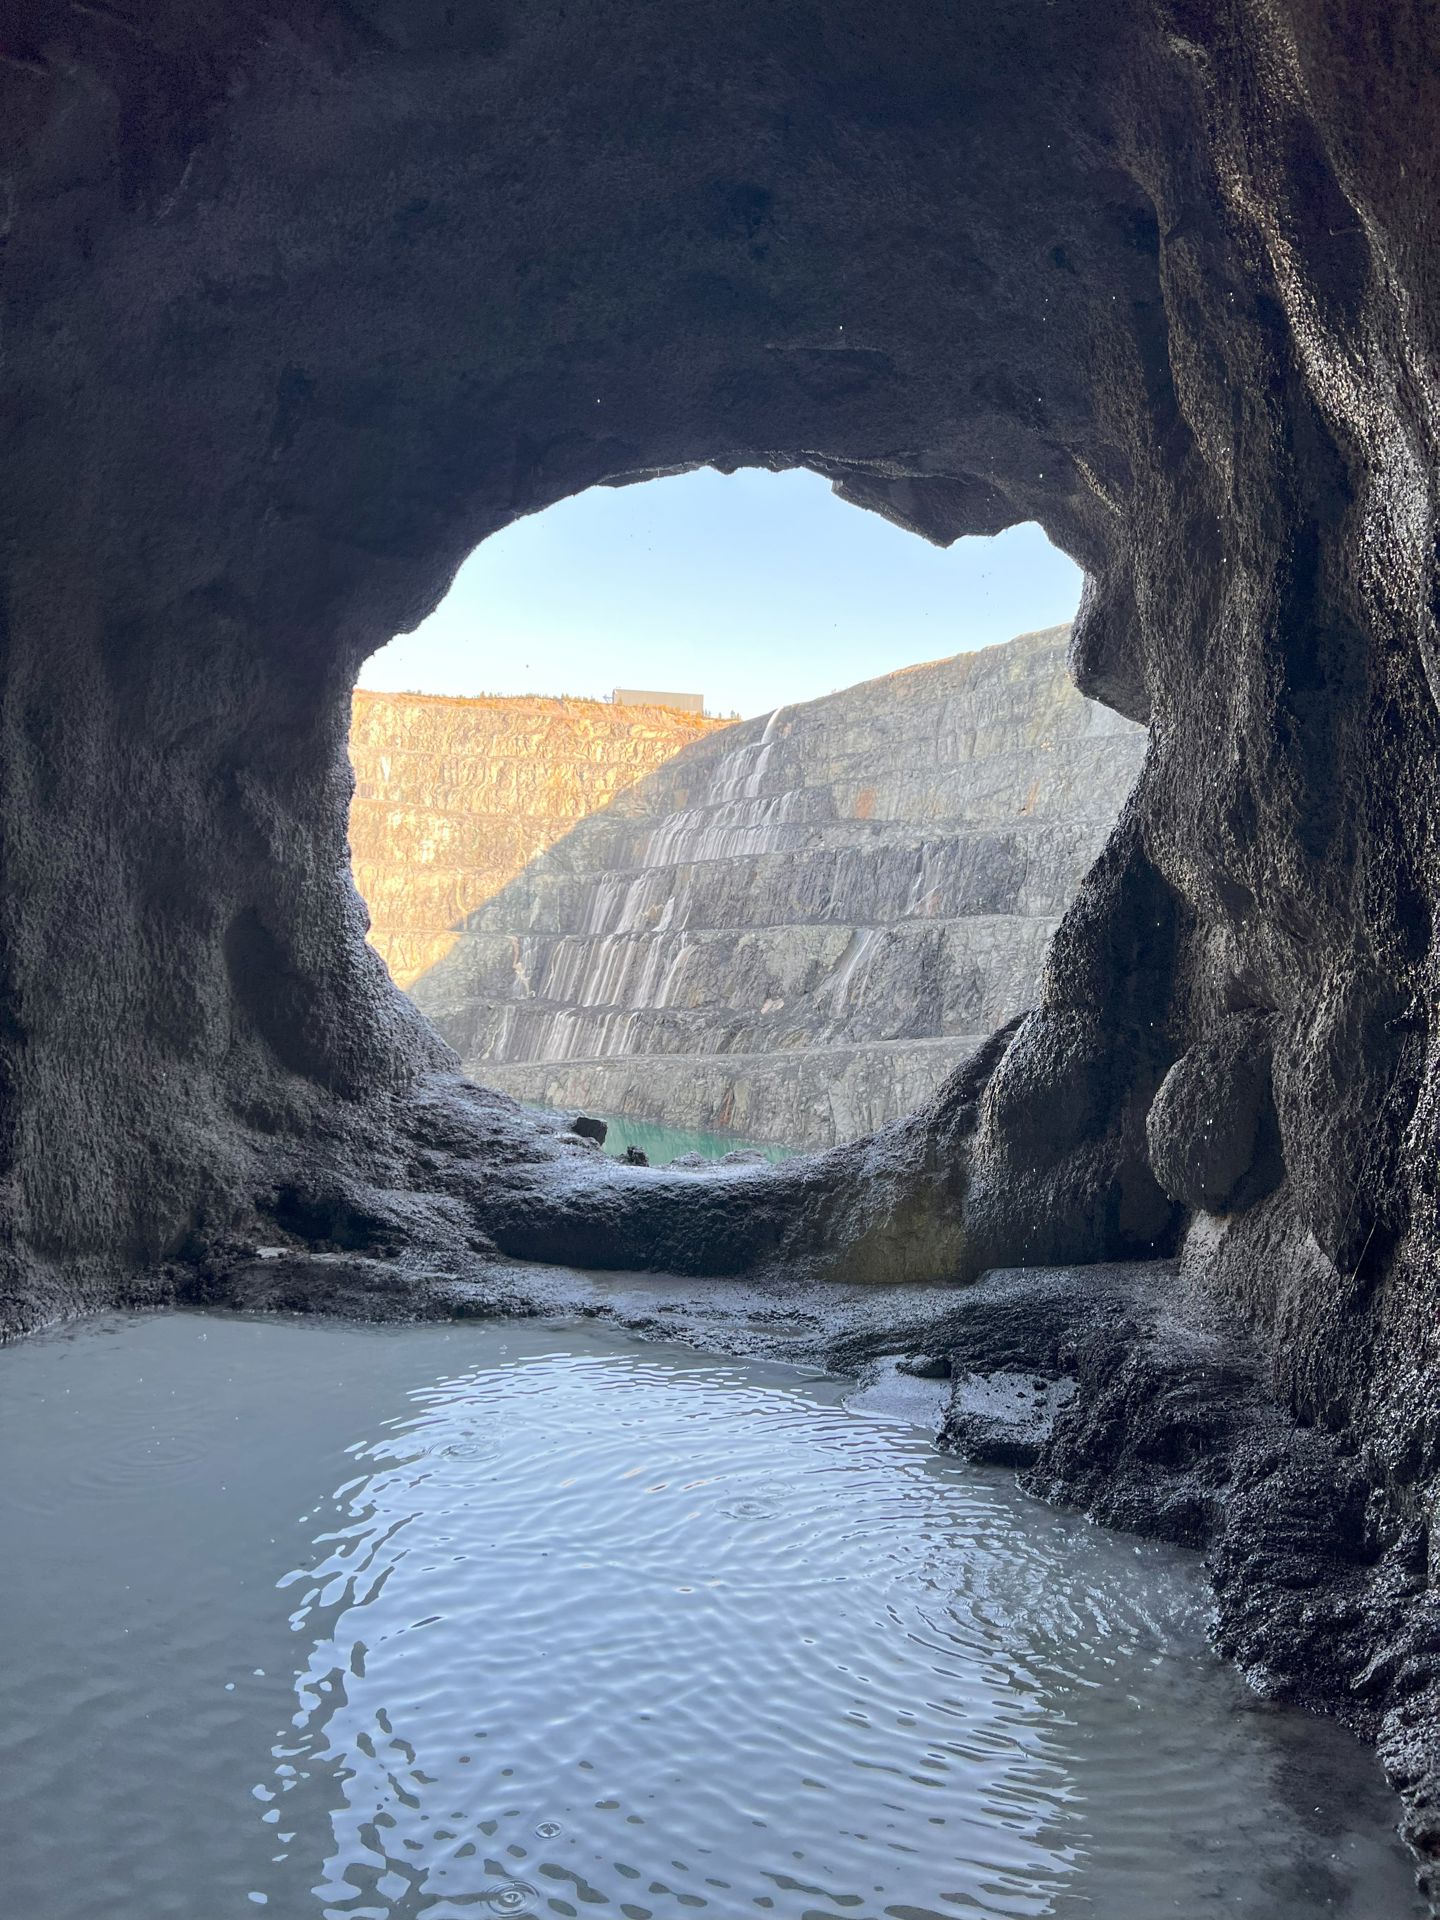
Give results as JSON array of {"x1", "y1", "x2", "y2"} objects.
[{"x1": 4, "y1": 0, "x2": 1439, "y2": 1898}]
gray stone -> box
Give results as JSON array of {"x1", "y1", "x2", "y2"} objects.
[
  {"x1": 896, "y1": 1352, "x2": 949, "y2": 1380},
  {"x1": 945, "y1": 1370, "x2": 1078, "y2": 1468},
  {"x1": 1146, "y1": 1012, "x2": 1284, "y2": 1214}
]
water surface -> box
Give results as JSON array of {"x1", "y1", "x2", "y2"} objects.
[
  {"x1": 0, "y1": 1312, "x2": 1419, "y2": 1919},
  {"x1": 529, "y1": 1104, "x2": 795, "y2": 1165},
  {"x1": 593, "y1": 1113, "x2": 795, "y2": 1165}
]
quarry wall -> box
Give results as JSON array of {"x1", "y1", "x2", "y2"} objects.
[
  {"x1": 398, "y1": 628, "x2": 1145, "y2": 1146},
  {"x1": 348, "y1": 691, "x2": 726, "y2": 986}
]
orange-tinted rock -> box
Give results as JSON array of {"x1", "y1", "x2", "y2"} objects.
[{"x1": 348, "y1": 691, "x2": 727, "y2": 986}]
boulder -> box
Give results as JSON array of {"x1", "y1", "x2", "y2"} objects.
[{"x1": 1146, "y1": 1013, "x2": 1284, "y2": 1215}]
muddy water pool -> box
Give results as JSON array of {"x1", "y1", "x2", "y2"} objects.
[{"x1": 0, "y1": 1312, "x2": 1421, "y2": 1919}]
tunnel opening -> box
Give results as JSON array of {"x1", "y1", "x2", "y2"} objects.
[{"x1": 343, "y1": 466, "x2": 1140, "y2": 1160}]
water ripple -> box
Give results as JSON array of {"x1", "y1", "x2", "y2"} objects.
[{"x1": 0, "y1": 1312, "x2": 1423, "y2": 1920}]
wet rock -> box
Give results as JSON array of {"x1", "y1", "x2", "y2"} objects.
[
  {"x1": 620, "y1": 1146, "x2": 649, "y2": 1166},
  {"x1": 570, "y1": 1115, "x2": 608, "y2": 1146},
  {"x1": 945, "y1": 1371, "x2": 1077, "y2": 1468},
  {"x1": 897, "y1": 1352, "x2": 949, "y2": 1379},
  {"x1": 843, "y1": 1355, "x2": 951, "y2": 1429},
  {"x1": 1145, "y1": 1011, "x2": 1285, "y2": 1214}
]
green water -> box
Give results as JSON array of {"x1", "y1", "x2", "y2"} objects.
[
  {"x1": 535, "y1": 1106, "x2": 795, "y2": 1165},
  {"x1": 600, "y1": 1113, "x2": 795, "y2": 1164}
]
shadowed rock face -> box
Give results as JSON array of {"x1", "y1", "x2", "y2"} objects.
[
  {"x1": 411, "y1": 628, "x2": 1145, "y2": 1146},
  {"x1": 4, "y1": 0, "x2": 1440, "y2": 1887}
]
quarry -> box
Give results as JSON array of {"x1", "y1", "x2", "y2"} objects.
[{"x1": 356, "y1": 628, "x2": 1144, "y2": 1149}]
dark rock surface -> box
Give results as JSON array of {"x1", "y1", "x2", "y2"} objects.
[
  {"x1": 3, "y1": 0, "x2": 1439, "y2": 1899},
  {"x1": 1146, "y1": 1009, "x2": 1285, "y2": 1213}
]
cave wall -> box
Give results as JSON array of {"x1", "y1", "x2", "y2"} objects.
[{"x1": 1, "y1": 0, "x2": 1437, "y2": 1468}]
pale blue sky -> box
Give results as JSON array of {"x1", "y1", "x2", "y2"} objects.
[{"x1": 360, "y1": 467, "x2": 1083, "y2": 719}]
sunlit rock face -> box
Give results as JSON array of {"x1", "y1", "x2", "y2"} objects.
[
  {"x1": 348, "y1": 692, "x2": 725, "y2": 986},
  {"x1": 410, "y1": 628, "x2": 1144, "y2": 1146}
]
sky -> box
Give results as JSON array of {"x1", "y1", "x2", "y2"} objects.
[{"x1": 359, "y1": 467, "x2": 1084, "y2": 720}]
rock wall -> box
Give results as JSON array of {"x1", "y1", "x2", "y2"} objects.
[
  {"x1": 348, "y1": 690, "x2": 725, "y2": 986},
  {"x1": 410, "y1": 628, "x2": 1144, "y2": 1145}
]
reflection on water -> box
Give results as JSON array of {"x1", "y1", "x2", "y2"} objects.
[{"x1": 0, "y1": 1313, "x2": 1422, "y2": 1920}]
